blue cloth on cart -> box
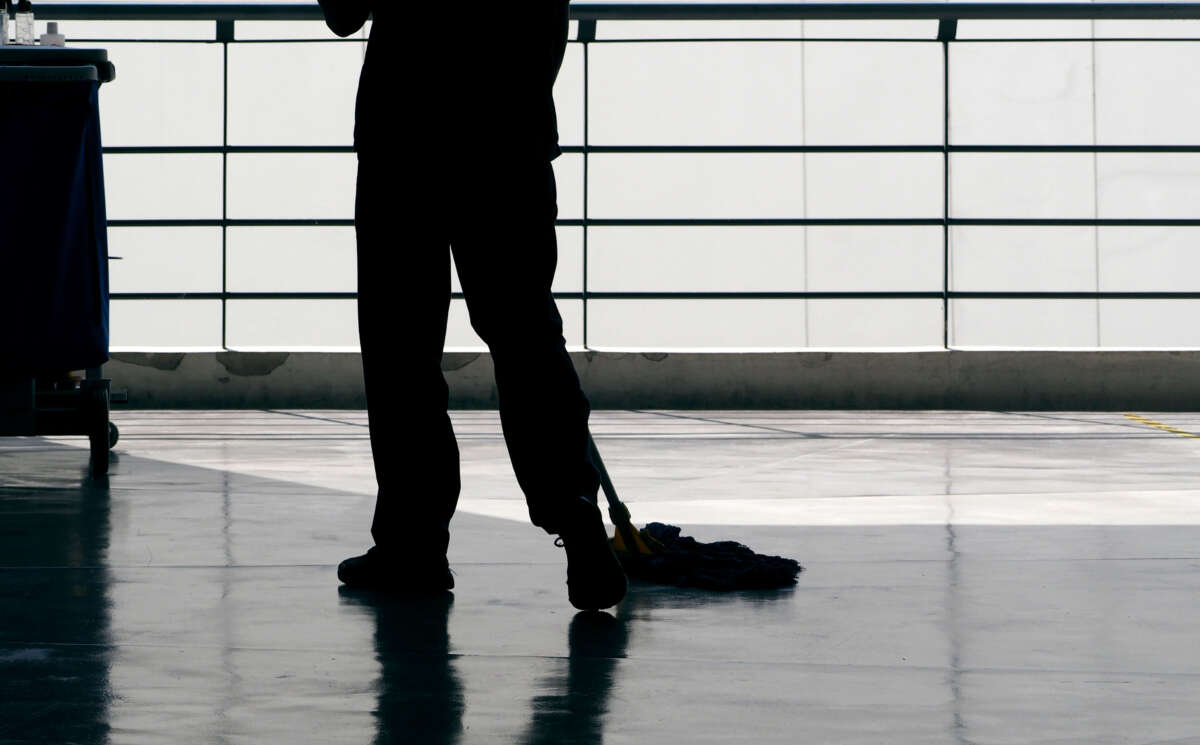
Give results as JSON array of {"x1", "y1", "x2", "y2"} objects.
[{"x1": 0, "y1": 79, "x2": 110, "y2": 375}]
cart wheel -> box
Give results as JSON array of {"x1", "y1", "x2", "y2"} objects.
[
  {"x1": 108, "y1": 421, "x2": 119, "y2": 449},
  {"x1": 88, "y1": 386, "x2": 111, "y2": 477}
]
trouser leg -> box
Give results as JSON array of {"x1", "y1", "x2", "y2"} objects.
[
  {"x1": 356, "y1": 157, "x2": 459, "y2": 558},
  {"x1": 451, "y1": 158, "x2": 599, "y2": 535}
]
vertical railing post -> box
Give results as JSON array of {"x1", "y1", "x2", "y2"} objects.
[
  {"x1": 579, "y1": 18, "x2": 596, "y2": 350},
  {"x1": 939, "y1": 18, "x2": 957, "y2": 350},
  {"x1": 217, "y1": 19, "x2": 233, "y2": 350}
]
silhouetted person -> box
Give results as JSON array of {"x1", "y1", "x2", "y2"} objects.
[{"x1": 319, "y1": 2, "x2": 626, "y2": 610}]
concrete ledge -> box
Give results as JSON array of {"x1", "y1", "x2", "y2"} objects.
[{"x1": 106, "y1": 350, "x2": 1200, "y2": 410}]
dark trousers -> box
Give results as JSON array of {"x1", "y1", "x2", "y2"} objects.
[{"x1": 355, "y1": 153, "x2": 599, "y2": 558}]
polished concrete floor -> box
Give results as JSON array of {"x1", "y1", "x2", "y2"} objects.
[{"x1": 4, "y1": 409, "x2": 1200, "y2": 744}]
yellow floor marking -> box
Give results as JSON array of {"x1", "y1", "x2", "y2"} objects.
[{"x1": 1123, "y1": 413, "x2": 1200, "y2": 439}]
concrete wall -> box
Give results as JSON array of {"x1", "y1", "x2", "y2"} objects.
[{"x1": 106, "y1": 350, "x2": 1200, "y2": 410}]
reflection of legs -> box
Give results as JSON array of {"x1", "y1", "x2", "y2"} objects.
[
  {"x1": 356, "y1": 158, "x2": 459, "y2": 561},
  {"x1": 451, "y1": 160, "x2": 597, "y2": 535}
]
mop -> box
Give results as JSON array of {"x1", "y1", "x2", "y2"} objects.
[{"x1": 588, "y1": 435, "x2": 802, "y2": 591}]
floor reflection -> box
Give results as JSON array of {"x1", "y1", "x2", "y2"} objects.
[
  {"x1": 523, "y1": 609, "x2": 630, "y2": 745},
  {"x1": 339, "y1": 588, "x2": 465, "y2": 745},
  {"x1": 0, "y1": 446, "x2": 113, "y2": 745}
]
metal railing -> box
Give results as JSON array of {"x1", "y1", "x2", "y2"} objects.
[{"x1": 31, "y1": 2, "x2": 1200, "y2": 349}]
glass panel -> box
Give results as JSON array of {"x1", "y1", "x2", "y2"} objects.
[
  {"x1": 807, "y1": 227, "x2": 943, "y2": 291},
  {"x1": 1098, "y1": 154, "x2": 1200, "y2": 219},
  {"x1": 588, "y1": 154, "x2": 805, "y2": 219},
  {"x1": 589, "y1": 42, "x2": 805, "y2": 145},
  {"x1": 226, "y1": 300, "x2": 359, "y2": 349},
  {"x1": 1099, "y1": 301, "x2": 1200, "y2": 347},
  {"x1": 950, "y1": 43, "x2": 1094, "y2": 145},
  {"x1": 104, "y1": 154, "x2": 224, "y2": 220},
  {"x1": 1098, "y1": 228, "x2": 1200, "y2": 292},
  {"x1": 108, "y1": 228, "x2": 223, "y2": 294},
  {"x1": 226, "y1": 154, "x2": 357, "y2": 220},
  {"x1": 596, "y1": 21, "x2": 805, "y2": 40},
  {"x1": 806, "y1": 153, "x2": 943, "y2": 219},
  {"x1": 227, "y1": 227, "x2": 356, "y2": 293},
  {"x1": 237, "y1": 21, "x2": 366, "y2": 40},
  {"x1": 1092, "y1": 20, "x2": 1200, "y2": 39},
  {"x1": 803, "y1": 21, "x2": 937, "y2": 39},
  {"x1": 950, "y1": 227, "x2": 1097, "y2": 292},
  {"x1": 807, "y1": 299, "x2": 943, "y2": 347},
  {"x1": 100, "y1": 43, "x2": 223, "y2": 147},
  {"x1": 587, "y1": 227, "x2": 804, "y2": 292},
  {"x1": 59, "y1": 21, "x2": 216, "y2": 41},
  {"x1": 1096, "y1": 43, "x2": 1200, "y2": 145},
  {"x1": 957, "y1": 21, "x2": 1094, "y2": 40},
  {"x1": 227, "y1": 43, "x2": 362, "y2": 146},
  {"x1": 587, "y1": 300, "x2": 806, "y2": 349},
  {"x1": 110, "y1": 300, "x2": 222, "y2": 349},
  {"x1": 951, "y1": 154, "x2": 1095, "y2": 220},
  {"x1": 804, "y1": 43, "x2": 942, "y2": 145},
  {"x1": 951, "y1": 300, "x2": 1099, "y2": 348}
]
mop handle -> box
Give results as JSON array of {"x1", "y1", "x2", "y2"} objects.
[{"x1": 587, "y1": 432, "x2": 634, "y2": 529}]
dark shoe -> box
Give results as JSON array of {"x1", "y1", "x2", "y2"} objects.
[
  {"x1": 337, "y1": 545, "x2": 454, "y2": 593},
  {"x1": 556, "y1": 498, "x2": 628, "y2": 611}
]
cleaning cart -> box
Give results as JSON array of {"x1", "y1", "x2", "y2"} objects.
[{"x1": 0, "y1": 47, "x2": 119, "y2": 475}]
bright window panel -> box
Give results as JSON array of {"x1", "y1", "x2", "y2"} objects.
[
  {"x1": 588, "y1": 154, "x2": 804, "y2": 219},
  {"x1": 1099, "y1": 228, "x2": 1200, "y2": 292},
  {"x1": 951, "y1": 154, "x2": 1095, "y2": 220},
  {"x1": 110, "y1": 300, "x2": 222, "y2": 349},
  {"x1": 950, "y1": 227, "x2": 1097, "y2": 292},
  {"x1": 104, "y1": 154, "x2": 223, "y2": 220},
  {"x1": 957, "y1": 21, "x2": 1094, "y2": 40},
  {"x1": 108, "y1": 228, "x2": 223, "y2": 294},
  {"x1": 803, "y1": 43, "x2": 942, "y2": 145},
  {"x1": 237, "y1": 21, "x2": 367, "y2": 40},
  {"x1": 1098, "y1": 154, "x2": 1200, "y2": 219},
  {"x1": 60, "y1": 21, "x2": 216, "y2": 41},
  {"x1": 803, "y1": 21, "x2": 937, "y2": 39},
  {"x1": 1096, "y1": 43, "x2": 1200, "y2": 144},
  {"x1": 951, "y1": 43, "x2": 1094, "y2": 145},
  {"x1": 99, "y1": 43, "x2": 223, "y2": 147},
  {"x1": 807, "y1": 227, "x2": 943, "y2": 291},
  {"x1": 226, "y1": 300, "x2": 359, "y2": 349},
  {"x1": 226, "y1": 154, "x2": 357, "y2": 220},
  {"x1": 587, "y1": 227, "x2": 804, "y2": 292},
  {"x1": 589, "y1": 42, "x2": 805, "y2": 145},
  {"x1": 1092, "y1": 20, "x2": 1200, "y2": 38},
  {"x1": 227, "y1": 42, "x2": 362, "y2": 146},
  {"x1": 596, "y1": 21, "x2": 805, "y2": 40},
  {"x1": 227, "y1": 227, "x2": 356, "y2": 293},
  {"x1": 952, "y1": 300, "x2": 1099, "y2": 348},
  {"x1": 1099, "y1": 301, "x2": 1200, "y2": 347},
  {"x1": 807, "y1": 299, "x2": 943, "y2": 347},
  {"x1": 587, "y1": 300, "x2": 807, "y2": 349},
  {"x1": 806, "y1": 153, "x2": 943, "y2": 219}
]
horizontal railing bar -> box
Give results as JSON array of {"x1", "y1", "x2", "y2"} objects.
[
  {"x1": 32, "y1": 3, "x2": 1200, "y2": 22},
  {"x1": 108, "y1": 291, "x2": 1200, "y2": 301},
  {"x1": 66, "y1": 36, "x2": 1200, "y2": 45},
  {"x1": 101, "y1": 145, "x2": 1200, "y2": 156},
  {"x1": 105, "y1": 219, "x2": 1200, "y2": 228}
]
